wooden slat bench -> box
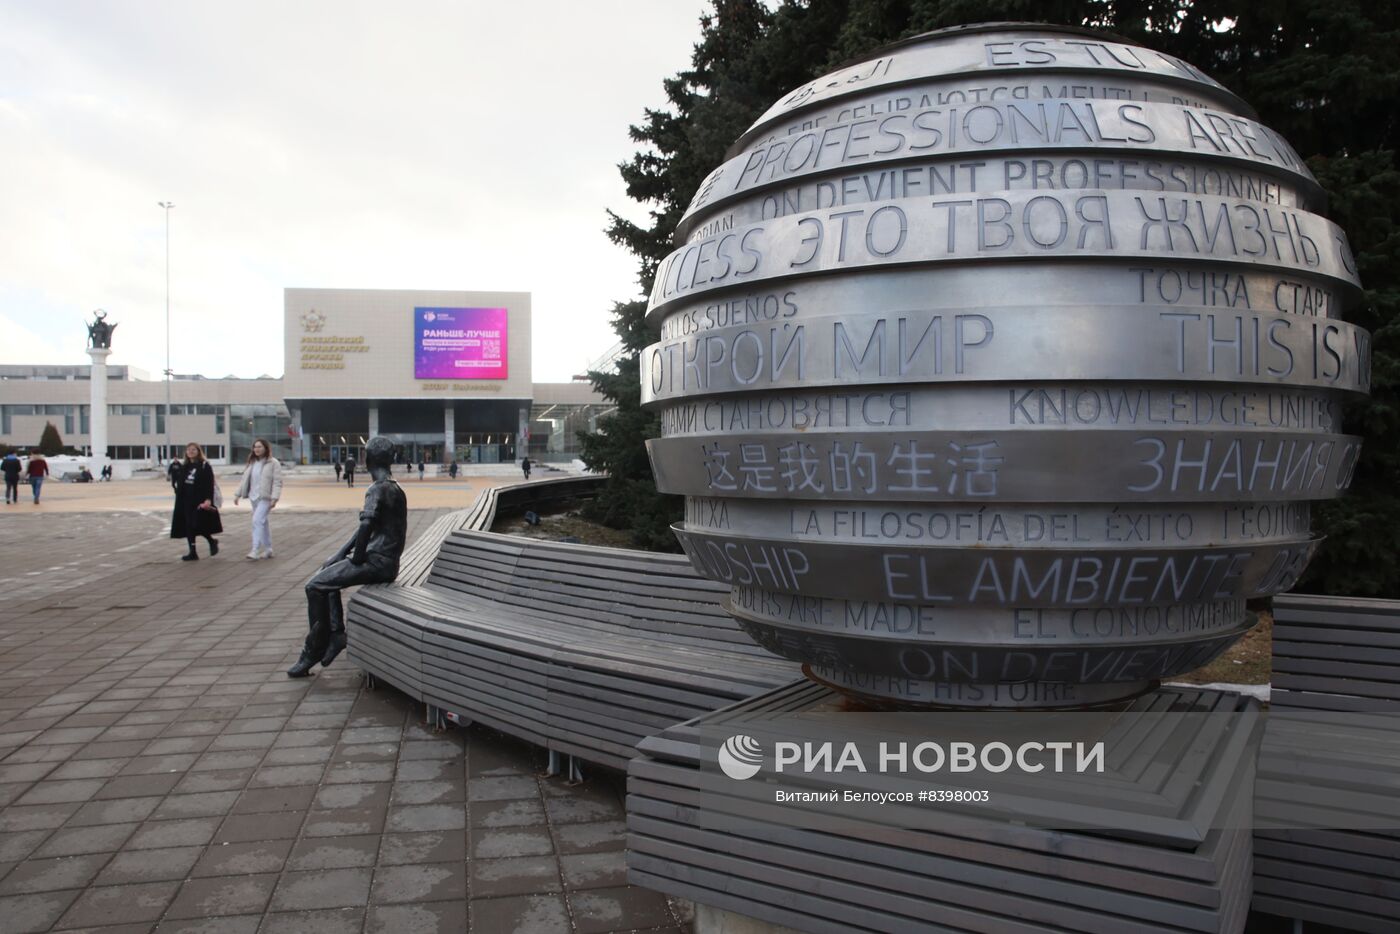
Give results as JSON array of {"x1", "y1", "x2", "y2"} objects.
[
  {"x1": 345, "y1": 478, "x2": 797, "y2": 772},
  {"x1": 1253, "y1": 592, "x2": 1400, "y2": 933}
]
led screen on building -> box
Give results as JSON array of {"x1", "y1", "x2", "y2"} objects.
[{"x1": 413, "y1": 307, "x2": 508, "y2": 380}]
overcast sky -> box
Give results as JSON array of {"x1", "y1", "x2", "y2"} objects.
[{"x1": 0, "y1": 1, "x2": 711, "y2": 382}]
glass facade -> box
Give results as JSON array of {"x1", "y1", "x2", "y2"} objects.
[
  {"x1": 230, "y1": 404, "x2": 292, "y2": 463},
  {"x1": 528, "y1": 401, "x2": 613, "y2": 463}
]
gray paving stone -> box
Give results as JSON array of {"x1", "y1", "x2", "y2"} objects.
[
  {"x1": 0, "y1": 830, "x2": 48, "y2": 862},
  {"x1": 190, "y1": 751, "x2": 265, "y2": 772},
  {"x1": 248, "y1": 764, "x2": 325, "y2": 788},
  {"x1": 376, "y1": 830, "x2": 466, "y2": 866},
  {"x1": 173, "y1": 768, "x2": 254, "y2": 794},
  {"x1": 543, "y1": 790, "x2": 625, "y2": 824},
  {"x1": 323, "y1": 762, "x2": 394, "y2": 785},
  {"x1": 369, "y1": 861, "x2": 466, "y2": 904},
  {"x1": 127, "y1": 816, "x2": 221, "y2": 849},
  {"x1": 393, "y1": 759, "x2": 458, "y2": 783},
  {"x1": 552, "y1": 819, "x2": 627, "y2": 855},
  {"x1": 191, "y1": 839, "x2": 293, "y2": 877},
  {"x1": 472, "y1": 825, "x2": 555, "y2": 859},
  {"x1": 385, "y1": 804, "x2": 465, "y2": 833},
  {"x1": 470, "y1": 856, "x2": 564, "y2": 898},
  {"x1": 560, "y1": 851, "x2": 630, "y2": 891},
  {"x1": 365, "y1": 901, "x2": 466, "y2": 934},
  {"x1": 232, "y1": 784, "x2": 316, "y2": 814},
  {"x1": 65, "y1": 796, "x2": 160, "y2": 827},
  {"x1": 164, "y1": 873, "x2": 278, "y2": 919},
  {"x1": 0, "y1": 853, "x2": 108, "y2": 894},
  {"x1": 470, "y1": 797, "x2": 546, "y2": 828},
  {"x1": 46, "y1": 759, "x2": 128, "y2": 780},
  {"x1": 259, "y1": 908, "x2": 365, "y2": 934},
  {"x1": 94, "y1": 771, "x2": 183, "y2": 799},
  {"x1": 399, "y1": 741, "x2": 463, "y2": 762},
  {"x1": 33, "y1": 821, "x2": 138, "y2": 857},
  {"x1": 0, "y1": 802, "x2": 81, "y2": 831},
  {"x1": 568, "y1": 885, "x2": 676, "y2": 934},
  {"x1": 313, "y1": 783, "x2": 390, "y2": 811},
  {"x1": 152, "y1": 915, "x2": 262, "y2": 934},
  {"x1": 390, "y1": 780, "x2": 463, "y2": 806},
  {"x1": 95, "y1": 845, "x2": 203, "y2": 884},
  {"x1": 469, "y1": 893, "x2": 571, "y2": 934},
  {"x1": 0, "y1": 889, "x2": 80, "y2": 934},
  {"x1": 0, "y1": 763, "x2": 58, "y2": 784},
  {"x1": 302, "y1": 807, "x2": 386, "y2": 838},
  {"x1": 287, "y1": 835, "x2": 380, "y2": 871},
  {"x1": 214, "y1": 812, "x2": 301, "y2": 844},
  {"x1": 56, "y1": 880, "x2": 179, "y2": 927},
  {"x1": 330, "y1": 742, "x2": 398, "y2": 763},
  {"x1": 262, "y1": 746, "x2": 333, "y2": 766},
  {"x1": 153, "y1": 790, "x2": 242, "y2": 819},
  {"x1": 269, "y1": 867, "x2": 372, "y2": 911},
  {"x1": 468, "y1": 774, "x2": 539, "y2": 802}
]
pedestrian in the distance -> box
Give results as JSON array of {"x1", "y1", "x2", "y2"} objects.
[
  {"x1": 24, "y1": 452, "x2": 48, "y2": 504},
  {"x1": 171, "y1": 442, "x2": 222, "y2": 561},
  {"x1": 448, "y1": 460, "x2": 458, "y2": 480},
  {"x1": 418, "y1": 460, "x2": 425, "y2": 481},
  {"x1": 521, "y1": 456, "x2": 531, "y2": 480},
  {"x1": 334, "y1": 461, "x2": 342, "y2": 482},
  {"x1": 2, "y1": 451, "x2": 20, "y2": 504},
  {"x1": 167, "y1": 458, "x2": 182, "y2": 490},
  {"x1": 344, "y1": 457, "x2": 356, "y2": 488},
  {"x1": 233, "y1": 438, "x2": 283, "y2": 560}
]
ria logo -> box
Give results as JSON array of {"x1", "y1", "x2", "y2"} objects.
[
  {"x1": 422, "y1": 311, "x2": 437, "y2": 322},
  {"x1": 718, "y1": 734, "x2": 763, "y2": 780}
]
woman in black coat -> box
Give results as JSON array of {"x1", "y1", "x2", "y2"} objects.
[{"x1": 171, "y1": 442, "x2": 223, "y2": 561}]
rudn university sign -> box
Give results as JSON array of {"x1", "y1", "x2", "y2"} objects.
[{"x1": 642, "y1": 23, "x2": 1370, "y2": 709}]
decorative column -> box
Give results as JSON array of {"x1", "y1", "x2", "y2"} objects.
[
  {"x1": 368, "y1": 404, "x2": 379, "y2": 438},
  {"x1": 87, "y1": 346, "x2": 110, "y2": 473},
  {"x1": 443, "y1": 404, "x2": 455, "y2": 462}
]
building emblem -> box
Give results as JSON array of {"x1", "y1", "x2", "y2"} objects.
[{"x1": 301, "y1": 310, "x2": 326, "y2": 333}]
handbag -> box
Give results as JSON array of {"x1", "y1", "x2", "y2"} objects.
[{"x1": 211, "y1": 469, "x2": 224, "y2": 510}]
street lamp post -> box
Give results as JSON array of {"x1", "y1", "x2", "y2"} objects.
[{"x1": 158, "y1": 201, "x2": 174, "y2": 463}]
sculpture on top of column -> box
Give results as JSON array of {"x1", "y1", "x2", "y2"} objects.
[{"x1": 87, "y1": 310, "x2": 117, "y2": 349}]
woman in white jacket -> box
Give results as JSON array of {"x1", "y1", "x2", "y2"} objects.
[{"x1": 233, "y1": 439, "x2": 283, "y2": 559}]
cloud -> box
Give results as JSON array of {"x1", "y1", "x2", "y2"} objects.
[{"x1": 0, "y1": 0, "x2": 709, "y2": 381}]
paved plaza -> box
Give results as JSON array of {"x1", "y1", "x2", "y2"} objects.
[{"x1": 0, "y1": 506, "x2": 688, "y2": 933}]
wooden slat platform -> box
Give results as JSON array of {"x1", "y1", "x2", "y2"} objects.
[
  {"x1": 628, "y1": 681, "x2": 1257, "y2": 934},
  {"x1": 1252, "y1": 592, "x2": 1400, "y2": 932}
]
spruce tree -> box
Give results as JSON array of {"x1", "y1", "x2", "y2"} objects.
[{"x1": 37, "y1": 421, "x2": 64, "y2": 456}]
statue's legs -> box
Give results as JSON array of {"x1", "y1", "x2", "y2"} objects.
[{"x1": 288, "y1": 557, "x2": 396, "y2": 677}]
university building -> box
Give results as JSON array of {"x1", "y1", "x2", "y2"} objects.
[{"x1": 0, "y1": 289, "x2": 611, "y2": 466}]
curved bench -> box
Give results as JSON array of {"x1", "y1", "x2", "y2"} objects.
[{"x1": 346, "y1": 478, "x2": 798, "y2": 772}]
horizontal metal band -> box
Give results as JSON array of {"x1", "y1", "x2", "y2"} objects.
[
  {"x1": 805, "y1": 665, "x2": 1155, "y2": 708},
  {"x1": 730, "y1": 611, "x2": 1251, "y2": 685},
  {"x1": 654, "y1": 263, "x2": 1354, "y2": 339},
  {"x1": 648, "y1": 190, "x2": 1362, "y2": 318},
  {"x1": 643, "y1": 305, "x2": 1371, "y2": 404},
  {"x1": 683, "y1": 498, "x2": 1311, "y2": 548},
  {"x1": 658, "y1": 384, "x2": 1345, "y2": 437},
  {"x1": 675, "y1": 525, "x2": 1317, "y2": 606},
  {"x1": 681, "y1": 155, "x2": 1318, "y2": 244},
  {"x1": 729, "y1": 586, "x2": 1249, "y2": 645},
  {"x1": 738, "y1": 31, "x2": 1248, "y2": 146},
  {"x1": 735, "y1": 74, "x2": 1256, "y2": 157},
  {"x1": 647, "y1": 430, "x2": 1363, "y2": 502},
  {"x1": 683, "y1": 100, "x2": 1316, "y2": 239}
]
